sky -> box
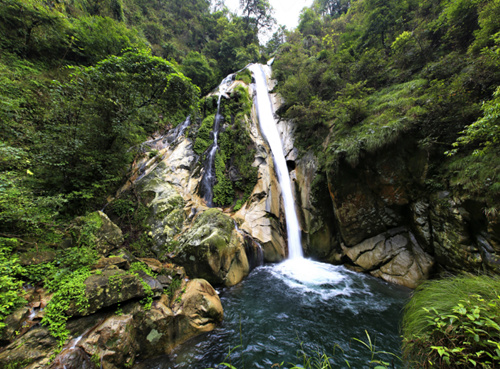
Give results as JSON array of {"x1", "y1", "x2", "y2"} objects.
[{"x1": 224, "y1": 0, "x2": 315, "y2": 31}]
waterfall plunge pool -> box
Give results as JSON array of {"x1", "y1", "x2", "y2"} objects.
[{"x1": 136, "y1": 259, "x2": 410, "y2": 369}]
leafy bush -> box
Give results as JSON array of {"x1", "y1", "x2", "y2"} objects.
[
  {"x1": 42, "y1": 267, "x2": 91, "y2": 344},
  {"x1": 402, "y1": 275, "x2": 500, "y2": 368},
  {"x1": 0, "y1": 238, "x2": 26, "y2": 331}
]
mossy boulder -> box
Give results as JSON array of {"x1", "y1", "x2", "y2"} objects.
[
  {"x1": 139, "y1": 177, "x2": 186, "y2": 256},
  {"x1": 68, "y1": 268, "x2": 161, "y2": 316},
  {"x1": 173, "y1": 208, "x2": 249, "y2": 286},
  {"x1": 73, "y1": 211, "x2": 124, "y2": 255}
]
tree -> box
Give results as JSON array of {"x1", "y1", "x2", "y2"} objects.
[
  {"x1": 239, "y1": 0, "x2": 276, "y2": 32},
  {"x1": 36, "y1": 50, "x2": 199, "y2": 212},
  {"x1": 263, "y1": 25, "x2": 287, "y2": 56},
  {"x1": 181, "y1": 51, "x2": 216, "y2": 95},
  {"x1": 313, "y1": 0, "x2": 352, "y2": 18}
]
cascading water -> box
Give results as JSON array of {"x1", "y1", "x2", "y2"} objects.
[
  {"x1": 133, "y1": 66, "x2": 409, "y2": 369},
  {"x1": 249, "y1": 64, "x2": 303, "y2": 259},
  {"x1": 200, "y1": 74, "x2": 234, "y2": 207}
]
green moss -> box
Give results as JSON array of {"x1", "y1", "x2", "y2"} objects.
[
  {"x1": 42, "y1": 267, "x2": 92, "y2": 345},
  {"x1": 194, "y1": 114, "x2": 215, "y2": 155},
  {"x1": 235, "y1": 69, "x2": 252, "y2": 85}
]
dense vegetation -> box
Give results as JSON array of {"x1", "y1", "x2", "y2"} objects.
[
  {"x1": 273, "y1": 0, "x2": 500, "y2": 212},
  {"x1": 402, "y1": 275, "x2": 500, "y2": 368},
  {"x1": 0, "y1": 0, "x2": 269, "y2": 342}
]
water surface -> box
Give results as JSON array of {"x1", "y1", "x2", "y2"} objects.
[{"x1": 137, "y1": 259, "x2": 410, "y2": 369}]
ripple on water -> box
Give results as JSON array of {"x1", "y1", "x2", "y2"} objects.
[{"x1": 135, "y1": 259, "x2": 410, "y2": 369}]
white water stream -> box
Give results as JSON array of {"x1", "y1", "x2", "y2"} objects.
[
  {"x1": 249, "y1": 64, "x2": 304, "y2": 259},
  {"x1": 201, "y1": 74, "x2": 234, "y2": 206}
]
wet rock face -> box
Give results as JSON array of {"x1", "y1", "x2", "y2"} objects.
[
  {"x1": 292, "y1": 152, "x2": 340, "y2": 262},
  {"x1": 174, "y1": 208, "x2": 250, "y2": 286},
  {"x1": 343, "y1": 227, "x2": 434, "y2": 289},
  {"x1": 327, "y1": 155, "x2": 414, "y2": 247}
]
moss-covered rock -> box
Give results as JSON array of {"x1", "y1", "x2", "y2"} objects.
[
  {"x1": 68, "y1": 268, "x2": 160, "y2": 317},
  {"x1": 73, "y1": 211, "x2": 124, "y2": 255},
  {"x1": 138, "y1": 177, "x2": 186, "y2": 257},
  {"x1": 173, "y1": 208, "x2": 249, "y2": 286}
]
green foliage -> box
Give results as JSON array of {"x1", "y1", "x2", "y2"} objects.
[
  {"x1": 0, "y1": 238, "x2": 26, "y2": 331},
  {"x1": 213, "y1": 151, "x2": 235, "y2": 206},
  {"x1": 194, "y1": 114, "x2": 215, "y2": 155},
  {"x1": 167, "y1": 277, "x2": 182, "y2": 297},
  {"x1": 235, "y1": 69, "x2": 252, "y2": 85},
  {"x1": 446, "y1": 86, "x2": 500, "y2": 208},
  {"x1": 130, "y1": 261, "x2": 156, "y2": 277},
  {"x1": 36, "y1": 49, "x2": 199, "y2": 212},
  {"x1": 0, "y1": 0, "x2": 70, "y2": 59},
  {"x1": 69, "y1": 16, "x2": 147, "y2": 64},
  {"x1": 181, "y1": 51, "x2": 216, "y2": 95},
  {"x1": 211, "y1": 86, "x2": 258, "y2": 208},
  {"x1": 42, "y1": 267, "x2": 92, "y2": 344},
  {"x1": 239, "y1": 0, "x2": 276, "y2": 33},
  {"x1": 273, "y1": 0, "x2": 500, "y2": 202},
  {"x1": 402, "y1": 275, "x2": 500, "y2": 368}
]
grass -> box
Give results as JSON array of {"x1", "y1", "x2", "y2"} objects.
[{"x1": 402, "y1": 274, "x2": 500, "y2": 368}]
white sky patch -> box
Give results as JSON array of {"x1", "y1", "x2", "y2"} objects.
[{"x1": 224, "y1": 0, "x2": 314, "y2": 31}]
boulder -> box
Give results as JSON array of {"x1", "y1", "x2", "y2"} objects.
[
  {"x1": 327, "y1": 146, "x2": 427, "y2": 246},
  {"x1": 93, "y1": 256, "x2": 129, "y2": 270},
  {"x1": 138, "y1": 177, "x2": 187, "y2": 256},
  {"x1": 55, "y1": 279, "x2": 222, "y2": 367},
  {"x1": 0, "y1": 306, "x2": 30, "y2": 345},
  {"x1": 94, "y1": 211, "x2": 124, "y2": 255},
  {"x1": 235, "y1": 143, "x2": 286, "y2": 262},
  {"x1": 134, "y1": 279, "x2": 223, "y2": 357},
  {"x1": 79, "y1": 314, "x2": 138, "y2": 369},
  {"x1": 343, "y1": 227, "x2": 434, "y2": 288},
  {"x1": 174, "y1": 208, "x2": 249, "y2": 286},
  {"x1": 69, "y1": 268, "x2": 160, "y2": 316},
  {"x1": 0, "y1": 325, "x2": 58, "y2": 369}
]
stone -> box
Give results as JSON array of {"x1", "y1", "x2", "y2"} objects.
[
  {"x1": 94, "y1": 211, "x2": 124, "y2": 255},
  {"x1": 429, "y1": 195, "x2": 483, "y2": 272},
  {"x1": 19, "y1": 250, "x2": 56, "y2": 266},
  {"x1": 293, "y1": 152, "x2": 339, "y2": 261},
  {"x1": 326, "y1": 147, "x2": 427, "y2": 246},
  {"x1": 137, "y1": 258, "x2": 164, "y2": 272},
  {"x1": 138, "y1": 177, "x2": 186, "y2": 256},
  {"x1": 0, "y1": 325, "x2": 58, "y2": 369},
  {"x1": 174, "y1": 208, "x2": 249, "y2": 286},
  {"x1": 93, "y1": 256, "x2": 129, "y2": 270},
  {"x1": 69, "y1": 269, "x2": 157, "y2": 316},
  {"x1": 0, "y1": 306, "x2": 30, "y2": 345},
  {"x1": 343, "y1": 228, "x2": 434, "y2": 288},
  {"x1": 134, "y1": 279, "x2": 223, "y2": 357},
  {"x1": 80, "y1": 314, "x2": 138, "y2": 369}
]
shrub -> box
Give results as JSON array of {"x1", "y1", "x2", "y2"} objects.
[
  {"x1": 0, "y1": 238, "x2": 26, "y2": 331},
  {"x1": 402, "y1": 275, "x2": 500, "y2": 368}
]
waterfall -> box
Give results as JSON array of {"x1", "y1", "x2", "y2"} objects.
[
  {"x1": 249, "y1": 64, "x2": 304, "y2": 259},
  {"x1": 200, "y1": 74, "x2": 234, "y2": 207}
]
